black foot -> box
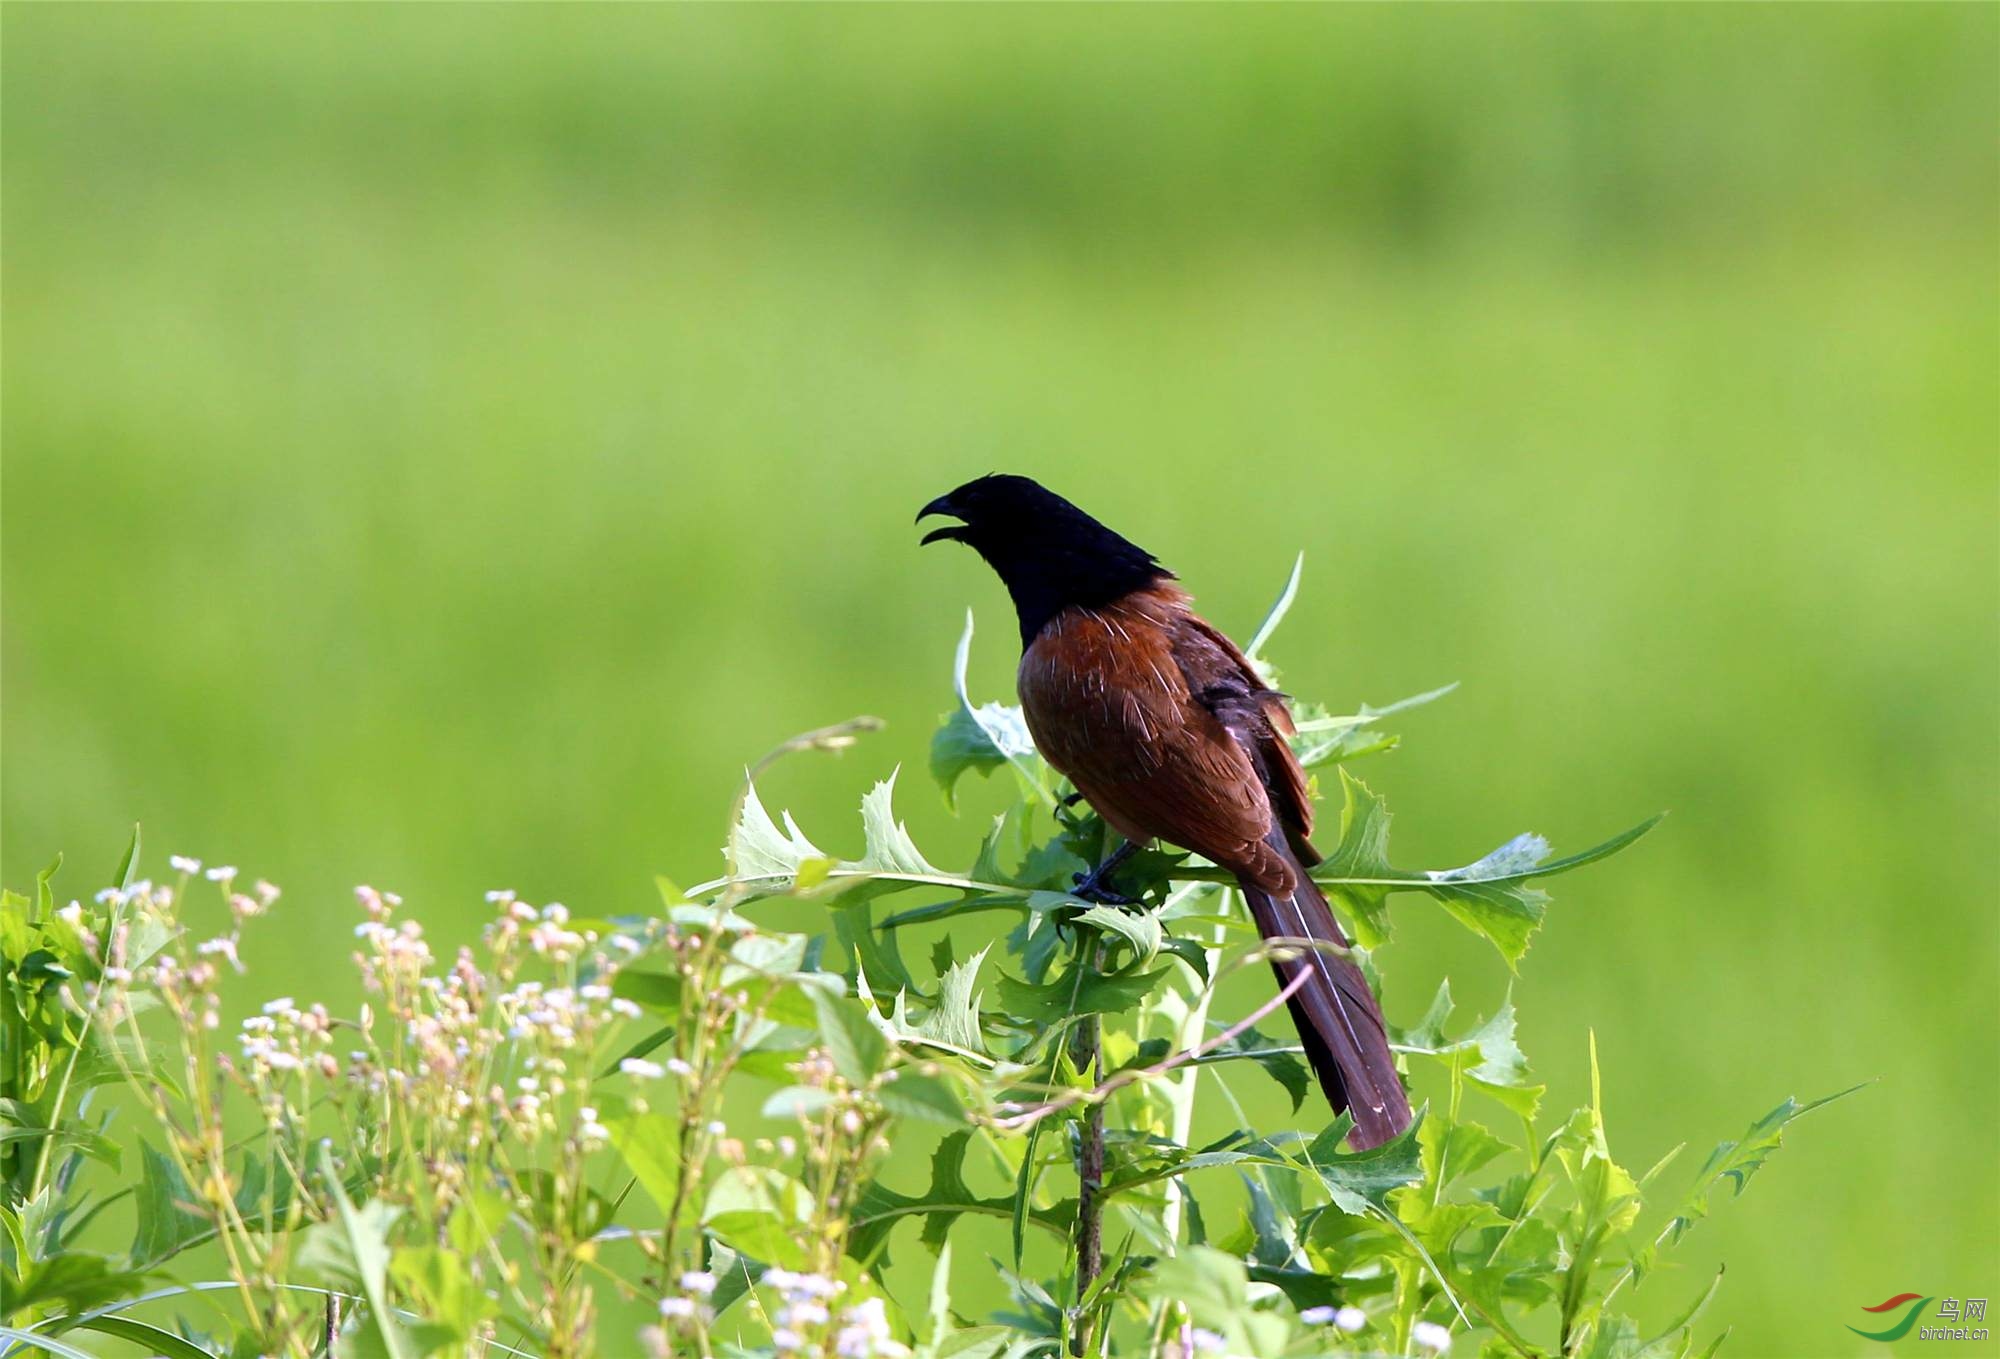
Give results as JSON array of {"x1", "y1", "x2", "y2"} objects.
[
  {"x1": 1070, "y1": 841, "x2": 1140, "y2": 905},
  {"x1": 1070, "y1": 870, "x2": 1137, "y2": 906}
]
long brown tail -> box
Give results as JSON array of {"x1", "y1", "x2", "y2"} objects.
[{"x1": 1236, "y1": 830, "x2": 1413, "y2": 1150}]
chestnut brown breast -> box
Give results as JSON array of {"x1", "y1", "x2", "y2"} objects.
[{"x1": 1016, "y1": 583, "x2": 1297, "y2": 893}]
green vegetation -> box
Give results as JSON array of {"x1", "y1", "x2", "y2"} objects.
[
  {"x1": 2, "y1": 605, "x2": 1849, "y2": 1355},
  {"x1": 3, "y1": 7, "x2": 1994, "y2": 1355}
]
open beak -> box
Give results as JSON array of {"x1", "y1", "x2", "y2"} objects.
[{"x1": 917, "y1": 495, "x2": 966, "y2": 546}]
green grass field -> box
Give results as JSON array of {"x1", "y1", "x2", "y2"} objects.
[{"x1": 5, "y1": 7, "x2": 1995, "y2": 1353}]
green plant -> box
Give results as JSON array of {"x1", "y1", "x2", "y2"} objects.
[{"x1": 0, "y1": 571, "x2": 1852, "y2": 1358}]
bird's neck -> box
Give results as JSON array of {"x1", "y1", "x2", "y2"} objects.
[{"x1": 1005, "y1": 571, "x2": 1182, "y2": 648}]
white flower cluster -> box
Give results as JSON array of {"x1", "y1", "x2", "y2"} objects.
[
  {"x1": 236, "y1": 997, "x2": 338, "y2": 1101},
  {"x1": 95, "y1": 879, "x2": 175, "y2": 913},
  {"x1": 829, "y1": 1296, "x2": 909, "y2": 1359},
  {"x1": 728, "y1": 1271, "x2": 909, "y2": 1358},
  {"x1": 764, "y1": 1267, "x2": 843, "y2": 1351},
  {"x1": 1412, "y1": 1321, "x2": 1453, "y2": 1351},
  {"x1": 484, "y1": 892, "x2": 596, "y2": 962},
  {"x1": 1299, "y1": 1304, "x2": 1367, "y2": 1332}
]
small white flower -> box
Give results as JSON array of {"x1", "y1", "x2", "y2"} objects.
[
  {"x1": 1188, "y1": 1329, "x2": 1227, "y2": 1355},
  {"x1": 541, "y1": 902, "x2": 569, "y2": 924},
  {"x1": 610, "y1": 934, "x2": 641, "y2": 954},
  {"x1": 195, "y1": 936, "x2": 242, "y2": 970},
  {"x1": 580, "y1": 983, "x2": 612, "y2": 1001},
  {"x1": 1335, "y1": 1306, "x2": 1367, "y2": 1332},
  {"x1": 1299, "y1": 1306, "x2": 1338, "y2": 1325},
  {"x1": 610, "y1": 997, "x2": 642, "y2": 1019},
  {"x1": 680, "y1": 1270, "x2": 717, "y2": 1296},
  {"x1": 659, "y1": 1296, "x2": 696, "y2": 1320},
  {"x1": 1412, "y1": 1321, "x2": 1453, "y2": 1352},
  {"x1": 204, "y1": 865, "x2": 237, "y2": 883},
  {"x1": 170, "y1": 855, "x2": 202, "y2": 874},
  {"x1": 262, "y1": 997, "x2": 297, "y2": 1015},
  {"x1": 56, "y1": 902, "x2": 86, "y2": 928},
  {"x1": 771, "y1": 1329, "x2": 803, "y2": 1352},
  {"x1": 665, "y1": 1057, "x2": 693, "y2": 1077},
  {"x1": 705, "y1": 1119, "x2": 726, "y2": 1136},
  {"x1": 620, "y1": 1059, "x2": 666, "y2": 1080},
  {"x1": 254, "y1": 879, "x2": 281, "y2": 905},
  {"x1": 485, "y1": 889, "x2": 516, "y2": 904}
]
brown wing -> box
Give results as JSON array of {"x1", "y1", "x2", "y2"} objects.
[
  {"x1": 1171, "y1": 611, "x2": 1319, "y2": 862},
  {"x1": 1016, "y1": 584, "x2": 1294, "y2": 892}
]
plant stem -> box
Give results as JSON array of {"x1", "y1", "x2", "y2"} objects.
[{"x1": 1070, "y1": 934, "x2": 1106, "y2": 1358}]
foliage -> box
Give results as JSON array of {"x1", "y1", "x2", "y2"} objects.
[{"x1": 0, "y1": 582, "x2": 1850, "y2": 1358}]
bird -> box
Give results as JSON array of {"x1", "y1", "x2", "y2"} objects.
[{"x1": 918, "y1": 473, "x2": 1413, "y2": 1150}]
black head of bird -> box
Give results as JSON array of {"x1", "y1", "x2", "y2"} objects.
[{"x1": 917, "y1": 474, "x2": 1173, "y2": 645}]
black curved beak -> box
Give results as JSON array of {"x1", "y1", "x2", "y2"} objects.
[{"x1": 917, "y1": 495, "x2": 966, "y2": 546}]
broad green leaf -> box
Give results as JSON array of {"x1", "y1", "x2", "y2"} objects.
[
  {"x1": 704, "y1": 1239, "x2": 765, "y2": 1318},
  {"x1": 1303, "y1": 1111, "x2": 1426, "y2": 1215},
  {"x1": 732, "y1": 784, "x2": 827, "y2": 881},
  {"x1": 850, "y1": 1131, "x2": 1069, "y2": 1264},
  {"x1": 1316, "y1": 770, "x2": 1399, "y2": 948},
  {"x1": 877, "y1": 1073, "x2": 966, "y2": 1127},
  {"x1": 902, "y1": 946, "x2": 989, "y2": 1055},
  {"x1": 1303, "y1": 770, "x2": 1662, "y2": 966},
  {"x1": 1072, "y1": 905, "x2": 1162, "y2": 969},
  {"x1": 1142, "y1": 1246, "x2": 1294, "y2": 1357},
  {"x1": 111, "y1": 826, "x2": 141, "y2": 894},
  {"x1": 705, "y1": 1210, "x2": 805, "y2": 1270},
  {"x1": 837, "y1": 899, "x2": 917, "y2": 995},
  {"x1": 388, "y1": 1244, "x2": 495, "y2": 1344},
  {"x1": 931, "y1": 613, "x2": 1040, "y2": 809},
  {"x1": 608, "y1": 1112, "x2": 681, "y2": 1219},
  {"x1": 128, "y1": 1144, "x2": 208, "y2": 1267},
  {"x1": 991, "y1": 965, "x2": 1167, "y2": 1027},
  {"x1": 857, "y1": 772, "x2": 943, "y2": 878},
  {"x1": 704, "y1": 1166, "x2": 811, "y2": 1269},
  {"x1": 1418, "y1": 1114, "x2": 1511, "y2": 1192},
  {"x1": 68, "y1": 1317, "x2": 219, "y2": 1359},
  {"x1": 313, "y1": 1144, "x2": 413, "y2": 1359},
  {"x1": 760, "y1": 1086, "x2": 835, "y2": 1121},
  {"x1": 1585, "y1": 1314, "x2": 1645, "y2": 1359},
  {"x1": 811, "y1": 987, "x2": 888, "y2": 1085},
  {"x1": 34, "y1": 855, "x2": 61, "y2": 920},
  {"x1": 1395, "y1": 982, "x2": 1544, "y2": 1121},
  {"x1": 2, "y1": 1252, "x2": 153, "y2": 1325}
]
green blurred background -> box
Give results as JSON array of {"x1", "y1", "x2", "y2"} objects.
[{"x1": 5, "y1": 6, "x2": 1995, "y2": 1354}]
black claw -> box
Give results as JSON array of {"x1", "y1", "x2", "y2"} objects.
[{"x1": 1070, "y1": 869, "x2": 1137, "y2": 907}]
